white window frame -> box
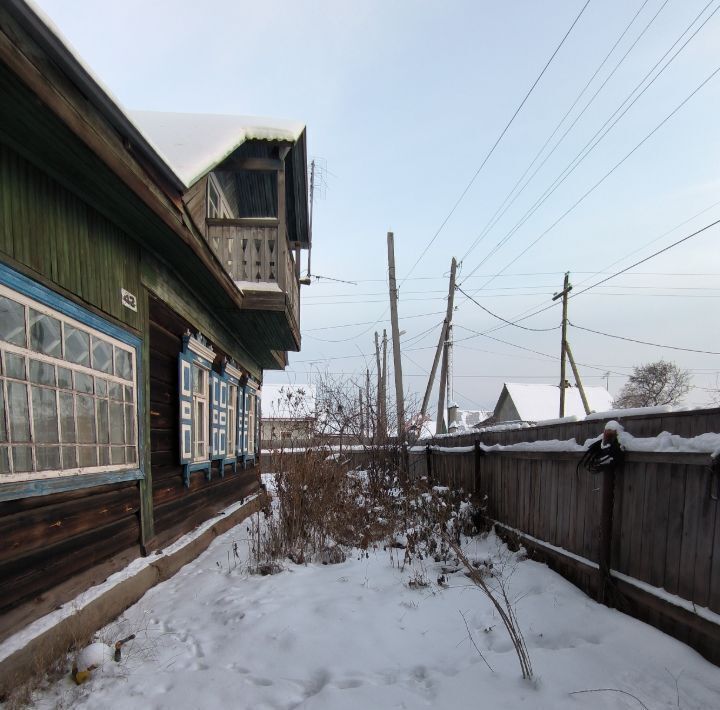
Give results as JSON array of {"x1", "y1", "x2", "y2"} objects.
[
  {"x1": 0, "y1": 283, "x2": 139, "y2": 483},
  {"x1": 191, "y1": 363, "x2": 209, "y2": 462},
  {"x1": 247, "y1": 390, "x2": 257, "y2": 454},
  {"x1": 207, "y1": 174, "x2": 233, "y2": 219},
  {"x1": 227, "y1": 383, "x2": 238, "y2": 457}
]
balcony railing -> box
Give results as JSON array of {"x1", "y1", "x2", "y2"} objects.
[{"x1": 206, "y1": 218, "x2": 299, "y2": 332}]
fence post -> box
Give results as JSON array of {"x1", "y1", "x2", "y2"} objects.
[
  {"x1": 597, "y1": 468, "x2": 616, "y2": 605},
  {"x1": 474, "y1": 440, "x2": 482, "y2": 493}
]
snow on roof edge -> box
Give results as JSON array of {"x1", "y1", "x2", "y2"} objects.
[
  {"x1": 129, "y1": 111, "x2": 306, "y2": 188},
  {"x1": 19, "y1": 2, "x2": 307, "y2": 192}
]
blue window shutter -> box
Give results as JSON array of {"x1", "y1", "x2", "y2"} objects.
[
  {"x1": 236, "y1": 389, "x2": 243, "y2": 456},
  {"x1": 210, "y1": 372, "x2": 228, "y2": 462},
  {"x1": 255, "y1": 394, "x2": 261, "y2": 455},
  {"x1": 178, "y1": 352, "x2": 193, "y2": 465},
  {"x1": 240, "y1": 389, "x2": 250, "y2": 456}
]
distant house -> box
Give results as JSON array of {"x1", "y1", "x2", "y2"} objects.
[
  {"x1": 449, "y1": 408, "x2": 493, "y2": 431},
  {"x1": 492, "y1": 383, "x2": 613, "y2": 423},
  {"x1": 261, "y1": 384, "x2": 316, "y2": 448}
]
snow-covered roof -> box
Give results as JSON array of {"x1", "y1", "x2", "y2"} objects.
[
  {"x1": 129, "y1": 111, "x2": 306, "y2": 188},
  {"x1": 498, "y1": 383, "x2": 613, "y2": 422},
  {"x1": 261, "y1": 384, "x2": 316, "y2": 420},
  {"x1": 456, "y1": 409, "x2": 493, "y2": 429}
]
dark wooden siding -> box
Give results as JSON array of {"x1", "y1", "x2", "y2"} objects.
[
  {"x1": 0, "y1": 143, "x2": 142, "y2": 332},
  {"x1": 149, "y1": 296, "x2": 260, "y2": 545},
  {"x1": 0, "y1": 480, "x2": 141, "y2": 628}
]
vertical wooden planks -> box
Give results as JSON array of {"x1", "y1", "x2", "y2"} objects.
[
  {"x1": 628, "y1": 463, "x2": 648, "y2": 581},
  {"x1": 637, "y1": 462, "x2": 657, "y2": 584},
  {"x1": 709, "y1": 495, "x2": 720, "y2": 613},
  {"x1": 649, "y1": 463, "x2": 671, "y2": 589},
  {"x1": 664, "y1": 464, "x2": 687, "y2": 596},
  {"x1": 692, "y1": 465, "x2": 715, "y2": 608},
  {"x1": 678, "y1": 465, "x2": 702, "y2": 602}
]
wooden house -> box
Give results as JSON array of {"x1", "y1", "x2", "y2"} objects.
[
  {"x1": 0, "y1": 0, "x2": 309, "y2": 641},
  {"x1": 492, "y1": 383, "x2": 613, "y2": 424}
]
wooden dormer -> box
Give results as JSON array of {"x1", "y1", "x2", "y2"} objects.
[{"x1": 130, "y1": 112, "x2": 310, "y2": 356}]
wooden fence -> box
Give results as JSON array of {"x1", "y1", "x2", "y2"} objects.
[{"x1": 408, "y1": 407, "x2": 720, "y2": 665}]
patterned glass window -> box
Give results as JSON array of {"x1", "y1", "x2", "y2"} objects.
[
  {"x1": 247, "y1": 391, "x2": 257, "y2": 454},
  {"x1": 227, "y1": 384, "x2": 237, "y2": 457},
  {"x1": 0, "y1": 285, "x2": 138, "y2": 481},
  {"x1": 192, "y1": 364, "x2": 209, "y2": 461}
]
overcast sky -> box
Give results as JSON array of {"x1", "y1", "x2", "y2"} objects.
[{"x1": 33, "y1": 0, "x2": 720, "y2": 414}]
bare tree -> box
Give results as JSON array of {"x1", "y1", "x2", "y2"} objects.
[{"x1": 613, "y1": 360, "x2": 691, "y2": 408}]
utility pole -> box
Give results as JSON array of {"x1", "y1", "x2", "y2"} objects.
[
  {"x1": 421, "y1": 257, "x2": 457, "y2": 419},
  {"x1": 366, "y1": 368, "x2": 372, "y2": 439},
  {"x1": 387, "y1": 232, "x2": 405, "y2": 438},
  {"x1": 552, "y1": 272, "x2": 572, "y2": 417},
  {"x1": 565, "y1": 340, "x2": 591, "y2": 416},
  {"x1": 381, "y1": 329, "x2": 388, "y2": 438},
  {"x1": 375, "y1": 332, "x2": 382, "y2": 437},
  {"x1": 436, "y1": 335, "x2": 450, "y2": 434},
  {"x1": 358, "y1": 387, "x2": 364, "y2": 442}
]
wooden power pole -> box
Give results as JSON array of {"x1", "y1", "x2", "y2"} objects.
[
  {"x1": 387, "y1": 232, "x2": 405, "y2": 438},
  {"x1": 553, "y1": 272, "x2": 572, "y2": 417},
  {"x1": 553, "y1": 272, "x2": 591, "y2": 416},
  {"x1": 435, "y1": 260, "x2": 458, "y2": 435},
  {"x1": 375, "y1": 332, "x2": 382, "y2": 437},
  {"x1": 421, "y1": 257, "x2": 457, "y2": 420}
]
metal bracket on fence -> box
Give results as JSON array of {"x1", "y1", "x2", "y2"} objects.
[{"x1": 710, "y1": 456, "x2": 720, "y2": 501}]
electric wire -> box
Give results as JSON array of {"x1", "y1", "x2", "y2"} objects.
[
  {"x1": 459, "y1": 0, "x2": 656, "y2": 265},
  {"x1": 461, "y1": 1, "x2": 719, "y2": 289},
  {"x1": 399, "y1": 0, "x2": 592, "y2": 286},
  {"x1": 569, "y1": 323, "x2": 720, "y2": 355}
]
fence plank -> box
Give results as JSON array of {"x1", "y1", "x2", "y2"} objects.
[
  {"x1": 650, "y1": 464, "x2": 671, "y2": 589},
  {"x1": 629, "y1": 463, "x2": 648, "y2": 581},
  {"x1": 709, "y1": 500, "x2": 720, "y2": 613},
  {"x1": 692, "y1": 465, "x2": 715, "y2": 609},
  {"x1": 664, "y1": 464, "x2": 687, "y2": 596},
  {"x1": 678, "y1": 467, "x2": 702, "y2": 602}
]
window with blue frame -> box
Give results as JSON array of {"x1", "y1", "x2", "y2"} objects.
[
  {"x1": 0, "y1": 277, "x2": 139, "y2": 483},
  {"x1": 178, "y1": 334, "x2": 261, "y2": 483}
]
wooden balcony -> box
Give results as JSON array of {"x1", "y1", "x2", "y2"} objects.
[{"x1": 206, "y1": 218, "x2": 300, "y2": 351}]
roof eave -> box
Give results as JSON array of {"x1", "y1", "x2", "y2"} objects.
[{"x1": 7, "y1": 0, "x2": 185, "y2": 195}]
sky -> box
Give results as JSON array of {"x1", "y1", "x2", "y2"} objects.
[{"x1": 32, "y1": 0, "x2": 720, "y2": 415}]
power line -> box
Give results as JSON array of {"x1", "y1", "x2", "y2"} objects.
[
  {"x1": 468, "y1": 60, "x2": 720, "y2": 294},
  {"x1": 571, "y1": 219, "x2": 720, "y2": 299},
  {"x1": 456, "y1": 285, "x2": 560, "y2": 331},
  {"x1": 302, "y1": 309, "x2": 445, "y2": 332},
  {"x1": 461, "y1": 1, "x2": 720, "y2": 288},
  {"x1": 399, "y1": 0, "x2": 591, "y2": 285},
  {"x1": 570, "y1": 323, "x2": 720, "y2": 355},
  {"x1": 459, "y1": 0, "x2": 656, "y2": 265},
  {"x1": 462, "y1": 197, "x2": 720, "y2": 334}
]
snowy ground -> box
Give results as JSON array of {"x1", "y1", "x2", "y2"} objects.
[{"x1": 30, "y1": 521, "x2": 719, "y2": 709}]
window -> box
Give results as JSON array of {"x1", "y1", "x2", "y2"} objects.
[
  {"x1": 227, "y1": 384, "x2": 237, "y2": 457},
  {"x1": 0, "y1": 286, "x2": 138, "y2": 481},
  {"x1": 191, "y1": 363, "x2": 209, "y2": 461},
  {"x1": 247, "y1": 390, "x2": 257, "y2": 454},
  {"x1": 207, "y1": 174, "x2": 232, "y2": 219}
]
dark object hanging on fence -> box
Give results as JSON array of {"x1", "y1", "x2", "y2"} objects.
[
  {"x1": 578, "y1": 424, "x2": 625, "y2": 475},
  {"x1": 709, "y1": 456, "x2": 720, "y2": 501}
]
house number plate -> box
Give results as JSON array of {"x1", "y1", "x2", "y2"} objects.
[{"x1": 121, "y1": 288, "x2": 138, "y2": 312}]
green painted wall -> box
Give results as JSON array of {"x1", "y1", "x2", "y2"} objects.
[{"x1": 0, "y1": 143, "x2": 143, "y2": 332}]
